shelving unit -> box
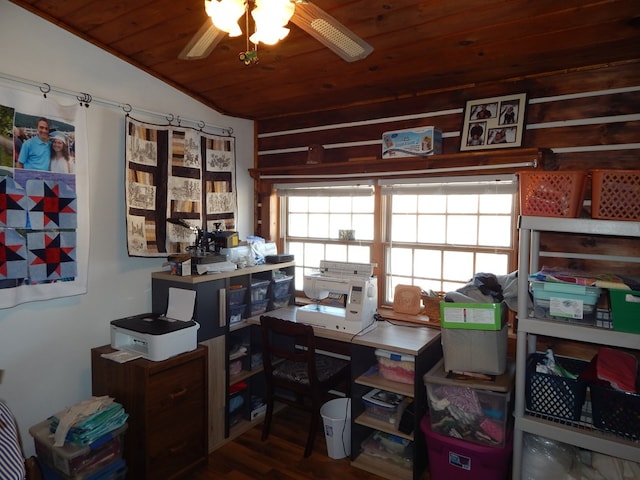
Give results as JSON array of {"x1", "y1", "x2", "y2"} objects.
[
  {"x1": 151, "y1": 260, "x2": 295, "y2": 451},
  {"x1": 350, "y1": 323, "x2": 442, "y2": 480},
  {"x1": 512, "y1": 216, "x2": 640, "y2": 479}
]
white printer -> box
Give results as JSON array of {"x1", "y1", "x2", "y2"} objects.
[
  {"x1": 110, "y1": 287, "x2": 199, "y2": 361},
  {"x1": 110, "y1": 314, "x2": 198, "y2": 362}
]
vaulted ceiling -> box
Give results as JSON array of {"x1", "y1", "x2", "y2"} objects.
[{"x1": 10, "y1": 0, "x2": 640, "y2": 120}]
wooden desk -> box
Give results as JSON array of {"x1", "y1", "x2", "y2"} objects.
[{"x1": 247, "y1": 305, "x2": 442, "y2": 480}]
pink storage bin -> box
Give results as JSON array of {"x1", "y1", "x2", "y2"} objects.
[{"x1": 421, "y1": 416, "x2": 512, "y2": 480}]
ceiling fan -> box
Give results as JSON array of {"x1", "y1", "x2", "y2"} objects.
[{"x1": 179, "y1": 0, "x2": 373, "y2": 63}]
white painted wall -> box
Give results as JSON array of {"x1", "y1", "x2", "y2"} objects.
[{"x1": 0, "y1": 2, "x2": 254, "y2": 456}]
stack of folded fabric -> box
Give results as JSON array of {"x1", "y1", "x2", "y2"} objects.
[{"x1": 49, "y1": 396, "x2": 128, "y2": 447}]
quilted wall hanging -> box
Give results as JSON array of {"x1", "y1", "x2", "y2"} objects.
[
  {"x1": 125, "y1": 117, "x2": 237, "y2": 257},
  {"x1": 0, "y1": 86, "x2": 89, "y2": 308}
]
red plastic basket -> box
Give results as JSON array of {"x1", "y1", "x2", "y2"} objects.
[
  {"x1": 590, "y1": 169, "x2": 640, "y2": 221},
  {"x1": 518, "y1": 171, "x2": 587, "y2": 217}
]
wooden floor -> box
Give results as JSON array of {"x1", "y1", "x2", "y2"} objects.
[{"x1": 192, "y1": 408, "x2": 403, "y2": 480}]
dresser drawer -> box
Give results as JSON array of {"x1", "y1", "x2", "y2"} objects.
[
  {"x1": 147, "y1": 358, "x2": 205, "y2": 416},
  {"x1": 147, "y1": 430, "x2": 205, "y2": 479}
]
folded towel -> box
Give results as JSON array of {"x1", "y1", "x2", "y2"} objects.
[{"x1": 596, "y1": 347, "x2": 638, "y2": 393}]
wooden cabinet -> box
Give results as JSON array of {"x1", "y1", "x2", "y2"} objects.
[
  {"x1": 512, "y1": 216, "x2": 640, "y2": 478},
  {"x1": 151, "y1": 261, "x2": 295, "y2": 451},
  {"x1": 350, "y1": 323, "x2": 442, "y2": 480},
  {"x1": 91, "y1": 345, "x2": 208, "y2": 480}
]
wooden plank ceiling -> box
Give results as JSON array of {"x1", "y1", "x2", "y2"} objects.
[{"x1": 10, "y1": 0, "x2": 640, "y2": 120}]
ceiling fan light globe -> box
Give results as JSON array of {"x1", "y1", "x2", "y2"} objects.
[
  {"x1": 250, "y1": 26, "x2": 290, "y2": 45},
  {"x1": 205, "y1": 0, "x2": 246, "y2": 36}
]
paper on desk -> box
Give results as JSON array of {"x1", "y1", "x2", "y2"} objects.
[
  {"x1": 165, "y1": 287, "x2": 196, "y2": 322},
  {"x1": 195, "y1": 261, "x2": 237, "y2": 275}
]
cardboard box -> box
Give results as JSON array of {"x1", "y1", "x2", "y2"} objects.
[
  {"x1": 382, "y1": 127, "x2": 442, "y2": 158},
  {"x1": 441, "y1": 325, "x2": 508, "y2": 375},
  {"x1": 165, "y1": 254, "x2": 191, "y2": 276},
  {"x1": 441, "y1": 302, "x2": 505, "y2": 330}
]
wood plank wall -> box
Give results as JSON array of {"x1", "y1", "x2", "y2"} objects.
[{"x1": 254, "y1": 62, "x2": 640, "y2": 283}]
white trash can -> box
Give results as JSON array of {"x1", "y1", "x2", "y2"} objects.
[{"x1": 320, "y1": 397, "x2": 351, "y2": 459}]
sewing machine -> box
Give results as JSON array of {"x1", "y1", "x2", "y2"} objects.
[{"x1": 296, "y1": 260, "x2": 378, "y2": 334}]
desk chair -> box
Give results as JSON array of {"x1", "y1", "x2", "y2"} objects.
[{"x1": 259, "y1": 315, "x2": 350, "y2": 457}]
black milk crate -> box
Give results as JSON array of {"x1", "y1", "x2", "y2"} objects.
[
  {"x1": 590, "y1": 380, "x2": 640, "y2": 440},
  {"x1": 525, "y1": 353, "x2": 589, "y2": 421}
]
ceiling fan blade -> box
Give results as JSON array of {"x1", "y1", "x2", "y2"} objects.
[
  {"x1": 178, "y1": 20, "x2": 227, "y2": 60},
  {"x1": 291, "y1": 2, "x2": 373, "y2": 62}
]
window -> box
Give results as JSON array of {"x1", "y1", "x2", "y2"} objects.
[
  {"x1": 381, "y1": 175, "x2": 517, "y2": 303},
  {"x1": 279, "y1": 175, "x2": 517, "y2": 307},
  {"x1": 276, "y1": 182, "x2": 375, "y2": 291}
]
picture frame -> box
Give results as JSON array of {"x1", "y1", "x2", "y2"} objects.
[{"x1": 460, "y1": 93, "x2": 527, "y2": 151}]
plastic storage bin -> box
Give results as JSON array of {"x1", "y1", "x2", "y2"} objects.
[
  {"x1": 227, "y1": 286, "x2": 247, "y2": 306},
  {"x1": 424, "y1": 359, "x2": 514, "y2": 447},
  {"x1": 271, "y1": 275, "x2": 293, "y2": 298},
  {"x1": 38, "y1": 458, "x2": 127, "y2": 480},
  {"x1": 525, "y1": 352, "x2": 589, "y2": 421},
  {"x1": 29, "y1": 420, "x2": 126, "y2": 479},
  {"x1": 530, "y1": 279, "x2": 602, "y2": 324},
  {"x1": 249, "y1": 299, "x2": 269, "y2": 317},
  {"x1": 250, "y1": 280, "x2": 270, "y2": 302},
  {"x1": 375, "y1": 349, "x2": 414, "y2": 384},
  {"x1": 421, "y1": 416, "x2": 512, "y2": 480},
  {"x1": 270, "y1": 294, "x2": 291, "y2": 310},
  {"x1": 590, "y1": 169, "x2": 640, "y2": 221},
  {"x1": 361, "y1": 389, "x2": 408, "y2": 425},
  {"x1": 228, "y1": 303, "x2": 246, "y2": 324},
  {"x1": 518, "y1": 170, "x2": 587, "y2": 217},
  {"x1": 609, "y1": 289, "x2": 640, "y2": 333}
]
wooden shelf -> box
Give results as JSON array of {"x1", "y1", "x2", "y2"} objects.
[
  {"x1": 355, "y1": 372, "x2": 414, "y2": 397},
  {"x1": 351, "y1": 453, "x2": 415, "y2": 480},
  {"x1": 354, "y1": 412, "x2": 413, "y2": 441}
]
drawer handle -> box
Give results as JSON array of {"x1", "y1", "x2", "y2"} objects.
[
  {"x1": 169, "y1": 387, "x2": 188, "y2": 400},
  {"x1": 168, "y1": 441, "x2": 187, "y2": 454}
]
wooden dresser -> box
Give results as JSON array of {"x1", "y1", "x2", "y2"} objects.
[{"x1": 91, "y1": 344, "x2": 208, "y2": 480}]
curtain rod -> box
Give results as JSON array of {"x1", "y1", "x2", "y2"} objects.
[
  {"x1": 0, "y1": 72, "x2": 233, "y2": 135},
  {"x1": 259, "y1": 160, "x2": 537, "y2": 180}
]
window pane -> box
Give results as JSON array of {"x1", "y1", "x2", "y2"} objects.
[
  {"x1": 476, "y1": 253, "x2": 508, "y2": 274},
  {"x1": 448, "y1": 194, "x2": 478, "y2": 213},
  {"x1": 347, "y1": 245, "x2": 371, "y2": 264},
  {"x1": 352, "y1": 214, "x2": 374, "y2": 240},
  {"x1": 288, "y1": 213, "x2": 308, "y2": 237},
  {"x1": 442, "y1": 251, "x2": 474, "y2": 281},
  {"x1": 480, "y1": 194, "x2": 512, "y2": 213},
  {"x1": 329, "y1": 196, "x2": 351, "y2": 213},
  {"x1": 326, "y1": 244, "x2": 347, "y2": 261},
  {"x1": 414, "y1": 249, "x2": 442, "y2": 279},
  {"x1": 392, "y1": 195, "x2": 417, "y2": 213},
  {"x1": 353, "y1": 195, "x2": 374, "y2": 213},
  {"x1": 308, "y1": 197, "x2": 329, "y2": 212},
  {"x1": 288, "y1": 196, "x2": 308, "y2": 212},
  {"x1": 447, "y1": 215, "x2": 478, "y2": 245},
  {"x1": 419, "y1": 194, "x2": 446, "y2": 213},
  {"x1": 418, "y1": 214, "x2": 445, "y2": 243},
  {"x1": 479, "y1": 216, "x2": 511, "y2": 247},
  {"x1": 308, "y1": 213, "x2": 329, "y2": 237},
  {"x1": 391, "y1": 214, "x2": 417, "y2": 242},
  {"x1": 389, "y1": 247, "x2": 413, "y2": 276},
  {"x1": 304, "y1": 243, "x2": 325, "y2": 268},
  {"x1": 329, "y1": 213, "x2": 352, "y2": 238}
]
